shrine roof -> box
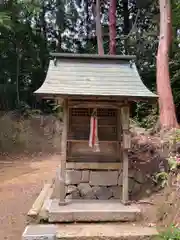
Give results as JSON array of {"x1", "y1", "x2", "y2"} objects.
[{"x1": 34, "y1": 53, "x2": 157, "y2": 99}]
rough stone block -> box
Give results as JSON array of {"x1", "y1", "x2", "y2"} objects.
[
  {"x1": 84, "y1": 192, "x2": 96, "y2": 199},
  {"x1": 78, "y1": 183, "x2": 91, "y2": 195},
  {"x1": 81, "y1": 170, "x2": 90, "y2": 182},
  {"x1": 66, "y1": 185, "x2": 77, "y2": 194},
  {"x1": 128, "y1": 169, "x2": 136, "y2": 178},
  {"x1": 66, "y1": 189, "x2": 81, "y2": 199},
  {"x1": 129, "y1": 178, "x2": 135, "y2": 193},
  {"x1": 118, "y1": 170, "x2": 142, "y2": 186},
  {"x1": 110, "y1": 186, "x2": 122, "y2": 199},
  {"x1": 92, "y1": 186, "x2": 112, "y2": 200},
  {"x1": 66, "y1": 170, "x2": 82, "y2": 185},
  {"x1": 78, "y1": 183, "x2": 96, "y2": 199},
  {"x1": 22, "y1": 225, "x2": 57, "y2": 240},
  {"x1": 135, "y1": 171, "x2": 145, "y2": 183},
  {"x1": 90, "y1": 171, "x2": 118, "y2": 186},
  {"x1": 132, "y1": 182, "x2": 141, "y2": 194}
]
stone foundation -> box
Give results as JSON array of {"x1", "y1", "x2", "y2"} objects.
[{"x1": 65, "y1": 166, "x2": 145, "y2": 200}]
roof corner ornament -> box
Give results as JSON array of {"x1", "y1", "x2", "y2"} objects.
[
  {"x1": 54, "y1": 58, "x2": 58, "y2": 66},
  {"x1": 129, "y1": 60, "x2": 134, "y2": 68}
]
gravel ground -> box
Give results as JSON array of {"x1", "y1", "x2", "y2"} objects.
[{"x1": 0, "y1": 154, "x2": 59, "y2": 240}]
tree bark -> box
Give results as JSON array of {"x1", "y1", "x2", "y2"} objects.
[
  {"x1": 156, "y1": 0, "x2": 178, "y2": 128},
  {"x1": 109, "y1": 0, "x2": 116, "y2": 54},
  {"x1": 85, "y1": 0, "x2": 89, "y2": 39},
  {"x1": 56, "y1": 0, "x2": 65, "y2": 52},
  {"x1": 122, "y1": 0, "x2": 129, "y2": 54},
  {"x1": 95, "y1": 0, "x2": 104, "y2": 55},
  {"x1": 16, "y1": 51, "x2": 20, "y2": 105}
]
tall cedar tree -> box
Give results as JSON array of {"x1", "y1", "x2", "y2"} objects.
[
  {"x1": 94, "y1": 0, "x2": 104, "y2": 55},
  {"x1": 109, "y1": 0, "x2": 116, "y2": 54},
  {"x1": 156, "y1": 0, "x2": 178, "y2": 128}
]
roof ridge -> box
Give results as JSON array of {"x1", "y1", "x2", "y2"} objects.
[{"x1": 50, "y1": 53, "x2": 136, "y2": 61}]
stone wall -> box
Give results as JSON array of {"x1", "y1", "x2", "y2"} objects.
[{"x1": 65, "y1": 164, "x2": 145, "y2": 200}]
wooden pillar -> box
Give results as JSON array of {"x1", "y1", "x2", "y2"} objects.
[
  {"x1": 121, "y1": 106, "x2": 131, "y2": 204},
  {"x1": 117, "y1": 109, "x2": 122, "y2": 200},
  {"x1": 59, "y1": 99, "x2": 68, "y2": 205}
]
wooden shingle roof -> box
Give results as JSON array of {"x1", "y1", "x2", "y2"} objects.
[{"x1": 34, "y1": 53, "x2": 157, "y2": 99}]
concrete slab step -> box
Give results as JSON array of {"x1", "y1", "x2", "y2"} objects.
[
  {"x1": 48, "y1": 199, "x2": 141, "y2": 223},
  {"x1": 22, "y1": 223, "x2": 158, "y2": 240},
  {"x1": 22, "y1": 224, "x2": 57, "y2": 240},
  {"x1": 56, "y1": 223, "x2": 158, "y2": 240}
]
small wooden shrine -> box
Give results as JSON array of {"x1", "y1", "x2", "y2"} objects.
[
  {"x1": 22, "y1": 53, "x2": 158, "y2": 239},
  {"x1": 35, "y1": 53, "x2": 157, "y2": 205}
]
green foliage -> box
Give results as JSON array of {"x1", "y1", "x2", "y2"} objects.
[
  {"x1": 51, "y1": 104, "x2": 63, "y2": 121},
  {"x1": 158, "y1": 225, "x2": 180, "y2": 240},
  {"x1": 154, "y1": 172, "x2": 169, "y2": 188},
  {"x1": 16, "y1": 101, "x2": 42, "y2": 118},
  {"x1": 168, "y1": 155, "x2": 180, "y2": 171},
  {"x1": 154, "y1": 127, "x2": 180, "y2": 189},
  {"x1": 167, "y1": 128, "x2": 180, "y2": 170},
  {"x1": 0, "y1": 12, "x2": 11, "y2": 27},
  {"x1": 134, "y1": 102, "x2": 158, "y2": 129},
  {"x1": 169, "y1": 129, "x2": 180, "y2": 145},
  {"x1": 0, "y1": 0, "x2": 178, "y2": 122},
  {"x1": 0, "y1": 0, "x2": 158, "y2": 112}
]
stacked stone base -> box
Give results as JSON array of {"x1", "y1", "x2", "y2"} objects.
[{"x1": 65, "y1": 167, "x2": 145, "y2": 200}]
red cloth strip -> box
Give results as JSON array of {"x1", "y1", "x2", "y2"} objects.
[{"x1": 92, "y1": 117, "x2": 96, "y2": 145}]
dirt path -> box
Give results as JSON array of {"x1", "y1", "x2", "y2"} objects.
[{"x1": 0, "y1": 154, "x2": 59, "y2": 240}]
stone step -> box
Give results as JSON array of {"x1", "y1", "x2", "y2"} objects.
[
  {"x1": 56, "y1": 223, "x2": 158, "y2": 240},
  {"x1": 22, "y1": 223, "x2": 158, "y2": 240},
  {"x1": 47, "y1": 199, "x2": 141, "y2": 223}
]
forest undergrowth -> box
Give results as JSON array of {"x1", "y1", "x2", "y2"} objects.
[{"x1": 131, "y1": 112, "x2": 180, "y2": 239}]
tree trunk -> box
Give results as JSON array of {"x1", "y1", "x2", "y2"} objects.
[
  {"x1": 56, "y1": 0, "x2": 65, "y2": 52},
  {"x1": 109, "y1": 0, "x2": 116, "y2": 54},
  {"x1": 122, "y1": 0, "x2": 129, "y2": 54},
  {"x1": 85, "y1": 0, "x2": 89, "y2": 40},
  {"x1": 16, "y1": 49, "x2": 20, "y2": 105},
  {"x1": 95, "y1": 0, "x2": 104, "y2": 55},
  {"x1": 156, "y1": 0, "x2": 178, "y2": 128},
  {"x1": 40, "y1": 2, "x2": 47, "y2": 70}
]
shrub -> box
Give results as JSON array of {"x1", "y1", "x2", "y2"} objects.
[{"x1": 158, "y1": 225, "x2": 180, "y2": 240}]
